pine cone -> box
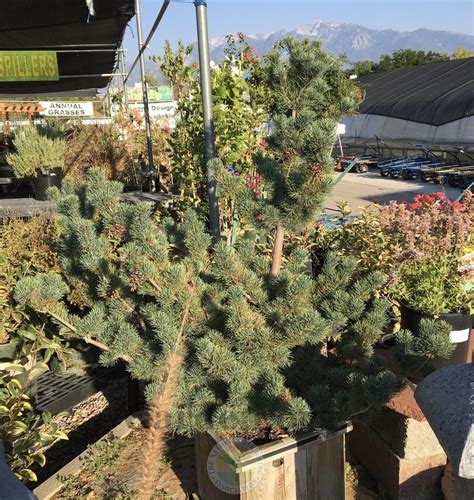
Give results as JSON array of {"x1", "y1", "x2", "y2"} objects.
[{"x1": 130, "y1": 271, "x2": 143, "y2": 292}]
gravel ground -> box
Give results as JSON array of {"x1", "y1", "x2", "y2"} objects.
[{"x1": 35, "y1": 376, "x2": 129, "y2": 485}]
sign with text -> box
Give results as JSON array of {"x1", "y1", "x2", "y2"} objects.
[
  {"x1": 111, "y1": 101, "x2": 177, "y2": 128},
  {"x1": 0, "y1": 51, "x2": 59, "y2": 82},
  {"x1": 127, "y1": 86, "x2": 174, "y2": 103},
  {"x1": 39, "y1": 101, "x2": 94, "y2": 117}
]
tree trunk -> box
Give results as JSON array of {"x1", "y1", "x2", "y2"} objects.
[{"x1": 271, "y1": 224, "x2": 285, "y2": 276}]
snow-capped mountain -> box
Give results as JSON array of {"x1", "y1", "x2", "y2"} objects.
[{"x1": 203, "y1": 20, "x2": 474, "y2": 63}]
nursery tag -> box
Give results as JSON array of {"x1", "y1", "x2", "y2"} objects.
[{"x1": 0, "y1": 51, "x2": 59, "y2": 82}]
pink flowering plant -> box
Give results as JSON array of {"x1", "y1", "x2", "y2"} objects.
[
  {"x1": 379, "y1": 192, "x2": 471, "y2": 261},
  {"x1": 316, "y1": 191, "x2": 472, "y2": 269},
  {"x1": 313, "y1": 191, "x2": 473, "y2": 315}
]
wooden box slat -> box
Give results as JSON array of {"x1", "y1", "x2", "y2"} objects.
[{"x1": 196, "y1": 424, "x2": 351, "y2": 500}]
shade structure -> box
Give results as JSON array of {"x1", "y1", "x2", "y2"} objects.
[
  {"x1": 0, "y1": 0, "x2": 134, "y2": 94},
  {"x1": 343, "y1": 57, "x2": 474, "y2": 145},
  {"x1": 358, "y1": 57, "x2": 474, "y2": 126}
]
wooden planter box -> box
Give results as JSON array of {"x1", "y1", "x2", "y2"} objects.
[{"x1": 195, "y1": 423, "x2": 351, "y2": 500}]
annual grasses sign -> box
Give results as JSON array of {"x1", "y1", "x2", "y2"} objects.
[
  {"x1": 39, "y1": 101, "x2": 94, "y2": 117},
  {"x1": 0, "y1": 51, "x2": 59, "y2": 82}
]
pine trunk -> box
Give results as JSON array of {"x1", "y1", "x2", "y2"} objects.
[{"x1": 271, "y1": 224, "x2": 285, "y2": 276}]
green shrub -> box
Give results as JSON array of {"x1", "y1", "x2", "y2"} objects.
[
  {"x1": 393, "y1": 254, "x2": 473, "y2": 315},
  {"x1": 0, "y1": 216, "x2": 60, "y2": 344},
  {"x1": 0, "y1": 364, "x2": 68, "y2": 482},
  {"x1": 6, "y1": 126, "x2": 65, "y2": 178}
]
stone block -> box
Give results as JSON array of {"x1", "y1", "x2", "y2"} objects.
[
  {"x1": 369, "y1": 407, "x2": 444, "y2": 460},
  {"x1": 348, "y1": 422, "x2": 446, "y2": 500},
  {"x1": 415, "y1": 364, "x2": 474, "y2": 480}
]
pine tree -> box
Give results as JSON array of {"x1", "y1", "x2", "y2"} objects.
[{"x1": 220, "y1": 38, "x2": 361, "y2": 274}]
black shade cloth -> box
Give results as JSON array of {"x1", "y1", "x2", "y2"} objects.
[
  {"x1": 0, "y1": 0, "x2": 134, "y2": 94},
  {"x1": 358, "y1": 58, "x2": 474, "y2": 126}
]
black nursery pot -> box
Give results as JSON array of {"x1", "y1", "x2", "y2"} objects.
[
  {"x1": 31, "y1": 168, "x2": 62, "y2": 200},
  {"x1": 400, "y1": 302, "x2": 472, "y2": 367}
]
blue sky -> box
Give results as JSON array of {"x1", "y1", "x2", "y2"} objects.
[{"x1": 122, "y1": 0, "x2": 473, "y2": 62}]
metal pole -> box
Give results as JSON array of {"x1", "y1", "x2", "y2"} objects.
[
  {"x1": 194, "y1": 0, "x2": 220, "y2": 241},
  {"x1": 124, "y1": 0, "x2": 170, "y2": 86},
  {"x1": 134, "y1": 0, "x2": 155, "y2": 186},
  {"x1": 119, "y1": 47, "x2": 129, "y2": 113},
  {"x1": 106, "y1": 92, "x2": 112, "y2": 118},
  {"x1": 337, "y1": 134, "x2": 344, "y2": 156}
]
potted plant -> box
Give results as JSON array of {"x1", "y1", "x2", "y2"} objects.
[
  {"x1": 6, "y1": 126, "x2": 65, "y2": 200},
  {"x1": 377, "y1": 193, "x2": 473, "y2": 367},
  {"x1": 393, "y1": 252, "x2": 473, "y2": 367},
  {"x1": 308, "y1": 192, "x2": 473, "y2": 367}
]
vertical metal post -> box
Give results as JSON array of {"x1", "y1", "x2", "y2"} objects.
[
  {"x1": 195, "y1": 0, "x2": 220, "y2": 241},
  {"x1": 119, "y1": 46, "x2": 129, "y2": 113},
  {"x1": 106, "y1": 92, "x2": 112, "y2": 117},
  {"x1": 135, "y1": 0, "x2": 155, "y2": 185},
  {"x1": 337, "y1": 134, "x2": 344, "y2": 156}
]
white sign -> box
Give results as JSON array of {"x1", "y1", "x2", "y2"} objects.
[
  {"x1": 117, "y1": 101, "x2": 177, "y2": 118},
  {"x1": 336, "y1": 123, "x2": 346, "y2": 135},
  {"x1": 111, "y1": 101, "x2": 177, "y2": 127},
  {"x1": 39, "y1": 101, "x2": 94, "y2": 117}
]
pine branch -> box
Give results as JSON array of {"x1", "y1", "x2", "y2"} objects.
[
  {"x1": 148, "y1": 278, "x2": 162, "y2": 293},
  {"x1": 47, "y1": 310, "x2": 131, "y2": 363}
]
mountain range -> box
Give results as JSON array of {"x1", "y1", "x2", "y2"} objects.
[
  {"x1": 204, "y1": 20, "x2": 474, "y2": 63},
  {"x1": 132, "y1": 21, "x2": 473, "y2": 83}
]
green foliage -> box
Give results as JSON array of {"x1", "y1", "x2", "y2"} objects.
[
  {"x1": 451, "y1": 47, "x2": 474, "y2": 59},
  {"x1": 312, "y1": 193, "x2": 474, "y2": 315},
  {"x1": 16, "y1": 169, "x2": 211, "y2": 393},
  {"x1": 393, "y1": 318, "x2": 455, "y2": 377},
  {"x1": 16, "y1": 171, "x2": 455, "y2": 438},
  {"x1": 153, "y1": 37, "x2": 269, "y2": 219},
  {"x1": 6, "y1": 126, "x2": 66, "y2": 178},
  {"x1": 0, "y1": 365, "x2": 68, "y2": 482},
  {"x1": 286, "y1": 254, "x2": 400, "y2": 429},
  {"x1": 222, "y1": 38, "x2": 360, "y2": 236},
  {"x1": 393, "y1": 254, "x2": 473, "y2": 316},
  {"x1": 172, "y1": 249, "x2": 400, "y2": 435},
  {"x1": 351, "y1": 48, "x2": 450, "y2": 76},
  {"x1": 0, "y1": 216, "x2": 69, "y2": 366}
]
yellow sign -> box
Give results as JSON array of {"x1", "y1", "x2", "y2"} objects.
[{"x1": 0, "y1": 51, "x2": 59, "y2": 82}]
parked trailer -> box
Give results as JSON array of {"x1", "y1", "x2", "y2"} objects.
[
  {"x1": 420, "y1": 165, "x2": 474, "y2": 187},
  {"x1": 398, "y1": 161, "x2": 446, "y2": 180},
  {"x1": 379, "y1": 158, "x2": 434, "y2": 178},
  {"x1": 337, "y1": 155, "x2": 379, "y2": 173}
]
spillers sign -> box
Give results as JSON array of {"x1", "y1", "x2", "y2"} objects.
[
  {"x1": 0, "y1": 51, "x2": 59, "y2": 81},
  {"x1": 39, "y1": 101, "x2": 95, "y2": 117}
]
